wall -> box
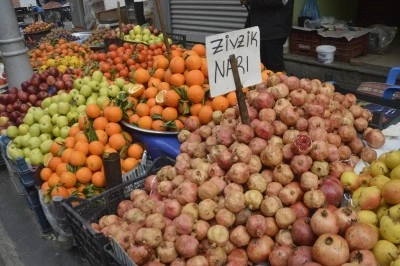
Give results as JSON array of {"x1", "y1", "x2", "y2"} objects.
[{"x1": 293, "y1": 0, "x2": 359, "y2": 25}]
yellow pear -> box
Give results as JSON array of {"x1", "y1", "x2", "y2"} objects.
[
  {"x1": 370, "y1": 160, "x2": 389, "y2": 177},
  {"x1": 391, "y1": 165, "x2": 400, "y2": 179},
  {"x1": 386, "y1": 150, "x2": 400, "y2": 169},
  {"x1": 357, "y1": 210, "x2": 378, "y2": 225},
  {"x1": 373, "y1": 240, "x2": 399, "y2": 266}
]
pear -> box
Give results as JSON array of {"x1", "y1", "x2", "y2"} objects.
[
  {"x1": 380, "y1": 215, "x2": 400, "y2": 244},
  {"x1": 388, "y1": 203, "x2": 400, "y2": 220},
  {"x1": 357, "y1": 210, "x2": 378, "y2": 225},
  {"x1": 370, "y1": 160, "x2": 389, "y2": 177},
  {"x1": 382, "y1": 179, "x2": 400, "y2": 205},
  {"x1": 386, "y1": 150, "x2": 400, "y2": 169},
  {"x1": 369, "y1": 174, "x2": 391, "y2": 190},
  {"x1": 376, "y1": 204, "x2": 390, "y2": 220},
  {"x1": 391, "y1": 165, "x2": 400, "y2": 179},
  {"x1": 373, "y1": 240, "x2": 399, "y2": 266}
]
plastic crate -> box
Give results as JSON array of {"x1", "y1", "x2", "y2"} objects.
[
  {"x1": 23, "y1": 185, "x2": 52, "y2": 233},
  {"x1": 320, "y1": 34, "x2": 369, "y2": 62},
  {"x1": 61, "y1": 156, "x2": 175, "y2": 266},
  {"x1": 14, "y1": 157, "x2": 42, "y2": 187},
  {"x1": 105, "y1": 239, "x2": 136, "y2": 266},
  {"x1": 168, "y1": 33, "x2": 186, "y2": 47},
  {"x1": 290, "y1": 29, "x2": 321, "y2": 57}
]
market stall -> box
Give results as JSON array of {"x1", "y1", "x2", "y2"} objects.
[{"x1": 1, "y1": 4, "x2": 400, "y2": 266}]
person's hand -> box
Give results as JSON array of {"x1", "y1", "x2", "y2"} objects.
[{"x1": 240, "y1": 0, "x2": 249, "y2": 5}]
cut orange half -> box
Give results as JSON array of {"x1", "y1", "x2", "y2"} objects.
[
  {"x1": 155, "y1": 90, "x2": 167, "y2": 106},
  {"x1": 128, "y1": 84, "x2": 145, "y2": 98}
]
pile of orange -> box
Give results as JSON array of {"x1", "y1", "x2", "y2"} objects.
[
  {"x1": 29, "y1": 39, "x2": 92, "y2": 70},
  {"x1": 125, "y1": 43, "x2": 238, "y2": 131},
  {"x1": 39, "y1": 103, "x2": 144, "y2": 200}
]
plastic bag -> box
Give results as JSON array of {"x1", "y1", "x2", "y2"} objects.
[
  {"x1": 368, "y1": 24, "x2": 398, "y2": 53},
  {"x1": 301, "y1": 0, "x2": 320, "y2": 20}
]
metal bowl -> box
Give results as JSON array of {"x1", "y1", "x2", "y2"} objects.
[{"x1": 121, "y1": 121, "x2": 180, "y2": 160}]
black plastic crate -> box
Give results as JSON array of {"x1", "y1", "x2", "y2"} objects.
[
  {"x1": 61, "y1": 156, "x2": 175, "y2": 266},
  {"x1": 168, "y1": 33, "x2": 186, "y2": 47},
  {"x1": 14, "y1": 157, "x2": 42, "y2": 187},
  {"x1": 23, "y1": 186, "x2": 52, "y2": 233}
]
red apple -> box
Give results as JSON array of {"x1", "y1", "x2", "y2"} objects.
[{"x1": 46, "y1": 76, "x2": 56, "y2": 86}]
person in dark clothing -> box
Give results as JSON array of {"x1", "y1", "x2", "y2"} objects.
[{"x1": 241, "y1": 0, "x2": 294, "y2": 72}]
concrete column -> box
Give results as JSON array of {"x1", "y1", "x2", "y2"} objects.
[{"x1": 0, "y1": 0, "x2": 33, "y2": 89}]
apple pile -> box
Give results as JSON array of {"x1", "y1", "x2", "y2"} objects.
[
  {"x1": 105, "y1": 24, "x2": 171, "y2": 46},
  {"x1": 0, "y1": 68, "x2": 73, "y2": 130},
  {"x1": 340, "y1": 150, "x2": 400, "y2": 265}
]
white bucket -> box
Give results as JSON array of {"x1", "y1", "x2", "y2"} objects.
[{"x1": 316, "y1": 45, "x2": 336, "y2": 64}]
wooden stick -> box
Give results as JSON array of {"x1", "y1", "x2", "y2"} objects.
[
  {"x1": 155, "y1": 0, "x2": 171, "y2": 53},
  {"x1": 117, "y1": 1, "x2": 123, "y2": 41},
  {"x1": 229, "y1": 54, "x2": 250, "y2": 125}
]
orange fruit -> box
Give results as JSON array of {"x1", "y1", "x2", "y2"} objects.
[
  {"x1": 144, "y1": 87, "x2": 158, "y2": 99},
  {"x1": 104, "y1": 122, "x2": 121, "y2": 136},
  {"x1": 75, "y1": 167, "x2": 92, "y2": 184},
  {"x1": 153, "y1": 55, "x2": 169, "y2": 69},
  {"x1": 48, "y1": 173, "x2": 61, "y2": 187},
  {"x1": 93, "y1": 117, "x2": 109, "y2": 130},
  {"x1": 198, "y1": 105, "x2": 213, "y2": 125},
  {"x1": 186, "y1": 70, "x2": 205, "y2": 87},
  {"x1": 190, "y1": 103, "x2": 203, "y2": 116},
  {"x1": 187, "y1": 85, "x2": 205, "y2": 104},
  {"x1": 133, "y1": 68, "x2": 151, "y2": 84},
  {"x1": 60, "y1": 172, "x2": 77, "y2": 188},
  {"x1": 226, "y1": 91, "x2": 238, "y2": 107},
  {"x1": 78, "y1": 115, "x2": 89, "y2": 130},
  {"x1": 211, "y1": 96, "x2": 230, "y2": 112},
  {"x1": 157, "y1": 82, "x2": 171, "y2": 92},
  {"x1": 69, "y1": 125, "x2": 81, "y2": 137},
  {"x1": 75, "y1": 141, "x2": 90, "y2": 155},
  {"x1": 41, "y1": 182, "x2": 50, "y2": 196},
  {"x1": 89, "y1": 141, "x2": 104, "y2": 156},
  {"x1": 146, "y1": 98, "x2": 156, "y2": 108},
  {"x1": 136, "y1": 103, "x2": 150, "y2": 117},
  {"x1": 149, "y1": 105, "x2": 164, "y2": 117},
  {"x1": 56, "y1": 162, "x2": 69, "y2": 176},
  {"x1": 86, "y1": 104, "x2": 101, "y2": 119},
  {"x1": 61, "y1": 148, "x2": 73, "y2": 163},
  {"x1": 92, "y1": 171, "x2": 106, "y2": 187},
  {"x1": 104, "y1": 147, "x2": 117, "y2": 154},
  {"x1": 127, "y1": 143, "x2": 144, "y2": 160},
  {"x1": 50, "y1": 142, "x2": 62, "y2": 157},
  {"x1": 64, "y1": 136, "x2": 76, "y2": 149},
  {"x1": 40, "y1": 167, "x2": 53, "y2": 182},
  {"x1": 122, "y1": 131, "x2": 132, "y2": 143},
  {"x1": 129, "y1": 114, "x2": 140, "y2": 124},
  {"x1": 192, "y1": 44, "x2": 206, "y2": 57},
  {"x1": 174, "y1": 119, "x2": 184, "y2": 131},
  {"x1": 153, "y1": 68, "x2": 166, "y2": 81},
  {"x1": 170, "y1": 73, "x2": 185, "y2": 87},
  {"x1": 185, "y1": 55, "x2": 202, "y2": 70},
  {"x1": 122, "y1": 158, "x2": 139, "y2": 172},
  {"x1": 162, "y1": 107, "x2": 178, "y2": 121},
  {"x1": 51, "y1": 186, "x2": 69, "y2": 199},
  {"x1": 48, "y1": 157, "x2": 62, "y2": 172},
  {"x1": 201, "y1": 58, "x2": 208, "y2": 77},
  {"x1": 164, "y1": 90, "x2": 181, "y2": 108},
  {"x1": 74, "y1": 131, "x2": 89, "y2": 143},
  {"x1": 104, "y1": 106, "x2": 123, "y2": 123},
  {"x1": 109, "y1": 134, "x2": 127, "y2": 151},
  {"x1": 95, "y1": 130, "x2": 108, "y2": 145},
  {"x1": 69, "y1": 150, "x2": 87, "y2": 167},
  {"x1": 137, "y1": 116, "x2": 153, "y2": 130},
  {"x1": 170, "y1": 56, "x2": 185, "y2": 74},
  {"x1": 151, "y1": 120, "x2": 166, "y2": 131},
  {"x1": 148, "y1": 77, "x2": 161, "y2": 88},
  {"x1": 86, "y1": 155, "x2": 103, "y2": 172}
]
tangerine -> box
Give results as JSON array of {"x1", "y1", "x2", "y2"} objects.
[
  {"x1": 211, "y1": 96, "x2": 230, "y2": 112},
  {"x1": 40, "y1": 167, "x2": 53, "y2": 182},
  {"x1": 127, "y1": 143, "x2": 144, "y2": 160},
  {"x1": 151, "y1": 120, "x2": 166, "y2": 131},
  {"x1": 51, "y1": 186, "x2": 69, "y2": 199},
  {"x1": 109, "y1": 134, "x2": 127, "y2": 151},
  {"x1": 76, "y1": 167, "x2": 92, "y2": 184},
  {"x1": 170, "y1": 56, "x2": 185, "y2": 74},
  {"x1": 60, "y1": 172, "x2": 77, "y2": 188},
  {"x1": 86, "y1": 155, "x2": 103, "y2": 172},
  {"x1": 170, "y1": 73, "x2": 185, "y2": 87},
  {"x1": 135, "y1": 103, "x2": 150, "y2": 117},
  {"x1": 92, "y1": 172, "x2": 106, "y2": 187},
  {"x1": 56, "y1": 162, "x2": 69, "y2": 176},
  {"x1": 133, "y1": 68, "x2": 151, "y2": 84},
  {"x1": 95, "y1": 130, "x2": 108, "y2": 145},
  {"x1": 198, "y1": 105, "x2": 213, "y2": 125},
  {"x1": 104, "y1": 106, "x2": 123, "y2": 123},
  {"x1": 61, "y1": 148, "x2": 74, "y2": 163},
  {"x1": 64, "y1": 137, "x2": 75, "y2": 149},
  {"x1": 104, "y1": 122, "x2": 122, "y2": 136},
  {"x1": 69, "y1": 150, "x2": 87, "y2": 167},
  {"x1": 122, "y1": 158, "x2": 139, "y2": 172},
  {"x1": 48, "y1": 157, "x2": 62, "y2": 172},
  {"x1": 137, "y1": 116, "x2": 153, "y2": 130},
  {"x1": 50, "y1": 142, "x2": 62, "y2": 157},
  {"x1": 89, "y1": 141, "x2": 104, "y2": 156},
  {"x1": 48, "y1": 173, "x2": 61, "y2": 187},
  {"x1": 162, "y1": 107, "x2": 178, "y2": 121},
  {"x1": 86, "y1": 104, "x2": 101, "y2": 119},
  {"x1": 185, "y1": 55, "x2": 202, "y2": 70},
  {"x1": 93, "y1": 116, "x2": 109, "y2": 130},
  {"x1": 187, "y1": 85, "x2": 205, "y2": 104},
  {"x1": 186, "y1": 70, "x2": 205, "y2": 87}
]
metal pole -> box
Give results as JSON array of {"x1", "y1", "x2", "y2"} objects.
[{"x1": 0, "y1": 0, "x2": 33, "y2": 89}]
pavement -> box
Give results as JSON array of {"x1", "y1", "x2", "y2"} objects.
[{"x1": 0, "y1": 167, "x2": 86, "y2": 266}]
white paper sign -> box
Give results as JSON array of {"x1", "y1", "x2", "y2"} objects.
[{"x1": 205, "y1": 26, "x2": 262, "y2": 97}]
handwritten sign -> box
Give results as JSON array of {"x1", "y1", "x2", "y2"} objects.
[{"x1": 205, "y1": 26, "x2": 262, "y2": 97}]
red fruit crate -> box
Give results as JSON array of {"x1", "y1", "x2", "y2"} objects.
[
  {"x1": 290, "y1": 29, "x2": 321, "y2": 57},
  {"x1": 320, "y1": 34, "x2": 369, "y2": 62}
]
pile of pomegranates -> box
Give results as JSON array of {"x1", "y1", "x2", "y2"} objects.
[
  {"x1": 91, "y1": 74, "x2": 384, "y2": 265},
  {"x1": 0, "y1": 68, "x2": 73, "y2": 129}
]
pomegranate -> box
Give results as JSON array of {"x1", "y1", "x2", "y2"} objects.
[
  {"x1": 291, "y1": 217, "x2": 317, "y2": 246},
  {"x1": 292, "y1": 134, "x2": 313, "y2": 155},
  {"x1": 312, "y1": 234, "x2": 349, "y2": 266},
  {"x1": 310, "y1": 208, "x2": 339, "y2": 236}
]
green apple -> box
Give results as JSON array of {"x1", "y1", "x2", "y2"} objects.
[
  {"x1": 148, "y1": 39, "x2": 155, "y2": 45},
  {"x1": 123, "y1": 83, "x2": 131, "y2": 93},
  {"x1": 40, "y1": 139, "x2": 53, "y2": 154},
  {"x1": 143, "y1": 28, "x2": 151, "y2": 35},
  {"x1": 23, "y1": 113, "x2": 34, "y2": 126},
  {"x1": 83, "y1": 76, "x2": 91, "y2": 85},
  {"x1": 99, "y1": 87, "x2": 109, "y2": 97},
  {"x1": 41, "y1": 98, "x2": 52, "y2": 109},
  {"x1": 29, "y1": 148, "x2": 44, "y2": 166},
  {"x1": 86, "y1": 96, "x2": 98, "y2": 105},
  {"x1": 60, "y1": 92, "x2": 73, "y2": 103},
  {"x1": 13, "y1": 136, "x2": 22, "y2": 148},
  {"x1": 142, "y1": 34, "x2": 150, "y2": 42},
  {"x1": 91, "y1": 92, "x2": 99, "y2": 98},
  {"x1": 80, "y1": 85, "x2": 92, "y2": 98},
  {"x1": 60, "y1": 126, "x2": 70, "y2": 139},
  {"x1": 51, "y1": 95, "x2": 60, "y2": 104},
  {"x1": 92, "y1": 70, "x2": 103, "y2": 83},
  {"x1": 39, "y1": 133, "x2": 52, "y2": 142},
  {"x1": 28, "y1": 136, "x2": 41, "y2": 150},
  {"x1": 51, "y1": 113, "x2": 60, "y2": 124},
  {"x1": 129, "y1": 33, "x2": 135, "y2": 39},
  {"x1": 25, "y1": 158, "x2": 31, "y2": 165},
  {"x1": 39, "y1": 115, "x2": 52, "y2": 123},
  {"x1": 158, "y1": 33, "x2": 164, "y2": 41},
  {"x1": 0, "y1": 117, "x2": 9, "y2": 127},
  {"x1": 47, "y1": 103, "x2": 58, "y2": 117},
  {"x1": 154, "y1": 37, "x2": 161, "y2": 43},
  {"x1": 134, "y1": 35, "x2": 143, "y2": 42},
  {"x1": 56, "y1": 116, "x2": 69, "y2": 128},
  {"x1": 57, "y1": 89, "x2": 67, "y2": 95},
  {"x1": 32, "y1": 108, "x2": 45, "y2": 122},
  {"x1": 96, "y1": 96, "x2": 110, "y2": 108},
  {"x1": 39, "y1": 119, "x2": 53, "y2": 134},
  {"x1": 73, "y1": 94, "x2": 86, "y2": 106},
  {"x1": 23, "y1": 147, "x2": 31, "y2": 158},
  {"x1": 6, "y1": 126, "x2": 19, "y2": 139},
  {"x1": 52, "y1": 126, "x2": 61, "y2": 137},
  {"x1": 114, "y1": 78, "x2": 125, "y2": 89},
  {"x1": 168, "y1": 38, "x2": 173, "y2": 45},
  {"x1": 21, "y1": 134, "x2": 31, "y2": 147},
  {"x1": 88, "y1": 80, "x2": 100, "y2": 92},
  {"x1": 76, "y1": 105, "x2": 86, "y2": 114},
  {"x1": 69, "y1": 89, "x2": 80, "y2": 98},
  {"x1": 7, "y1": 144, "x2": 24, "y2": 160},
  {"x1": 18, "y1": 124, "x2": 30, "y2": 136},
  {"x1": 108, "y1": 85, "x2": 120, "y2": 98},
  {"x1": 74, "y1": 78, "x2": 84, "y2": 90},
  {"x1": 29, "y1": 124, "x2": 40, "y2": 137},
  {"x1": 67, "y1": 111, "x2": 78, "y2": 123},
  {"x1": 57, "y1": 102, "x2": 71, "y2": 115},
  {"x1": 100, "y1": 81, "x2": 109, "y2": 89},
  {"x1": 133, "y1": 25, "x2": 142, "y2": 35}
]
